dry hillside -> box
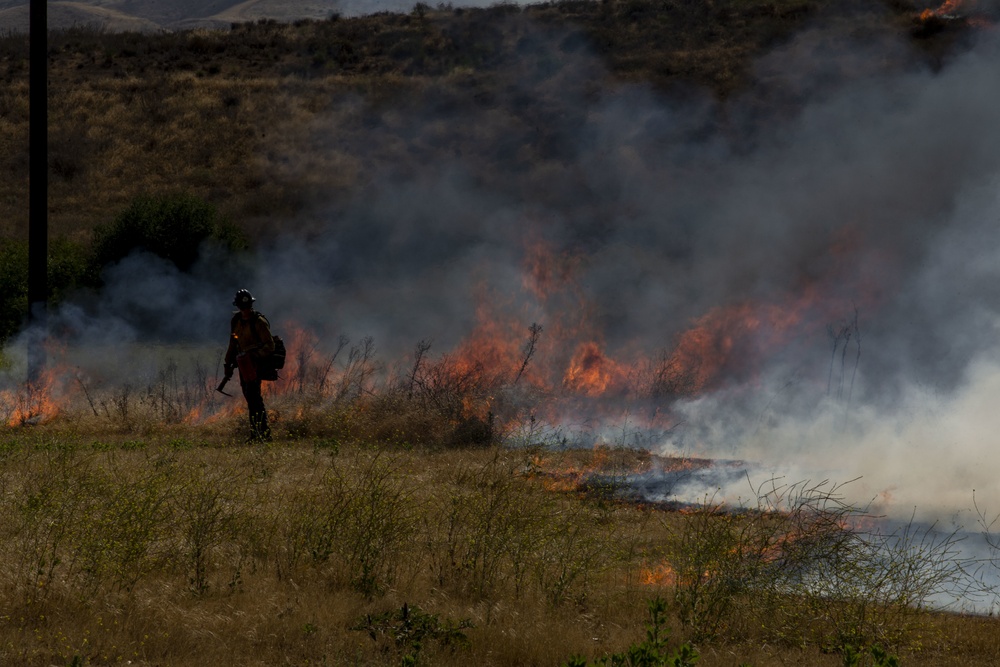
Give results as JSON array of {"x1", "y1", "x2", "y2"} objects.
[
  {"x1": 2, "y1": 0, "x2": 385, "y2": 32},
  {"x1": 0, "y1": 0, "x2": 984, "y2": 244}
]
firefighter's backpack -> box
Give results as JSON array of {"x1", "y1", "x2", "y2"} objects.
[{"x1": 270, "y1": 335, "x2": 287, "y2": 369}]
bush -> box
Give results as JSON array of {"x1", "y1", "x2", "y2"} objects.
[
  {"x1": 279, "y1": 450, "x2": 417, "y2": 596},
  {"x1": 0, "y1": 236, "x2": 94, "y2": 345},
  {"x1": 656, "y1": 478, "x2": 968, "y2": 652},
  {"x1": 90, "y1": 193, "x2": 247, "y2": 275},
  {"x1": 0, "y1": 240, "x2": 27, "y2": 344},
  {"x1": 351, "y1": 602, "x2": 474, "y2": 664}
]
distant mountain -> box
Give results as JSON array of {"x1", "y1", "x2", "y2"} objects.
[
  {"x1": 0, "y1": 0, "x2": 506, "y2": 32},
  {"x1": 0, "y1": 2, "x2": 161, "y2": 32}
]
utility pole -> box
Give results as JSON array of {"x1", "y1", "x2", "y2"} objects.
[{"x1": 27, "y1": 0, "x2": 47, "y2": 384}]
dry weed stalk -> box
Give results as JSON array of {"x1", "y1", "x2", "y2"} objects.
[{"x1": 659, "y1": 475, "x2": 974, "y2": 652}]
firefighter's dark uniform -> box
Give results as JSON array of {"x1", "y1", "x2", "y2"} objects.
[{"x1": 225, "y1": 311, "x2": 275, "y2": 441}]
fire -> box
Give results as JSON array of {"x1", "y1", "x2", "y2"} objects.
[
  {"x1": 494, "y1": 228, "x2": 863, "y2": 403},
  {"x1": 650, "y1": 298, "x2": 815, "y2": 397},
  {"x1": 639, "y1": 559, "x2": 714, "y2": 588},
  {"x1": 182, "y1": 393, "x2": 244, "y2": 425},
  {"x1": 4, "y1": 369, "x2": 62, "y2": 426},
  {"x1": 563, "y1": 341, "x2": 625, "y2": 396},
  {"x1": 0, "y1": 341, "x2": 76, "y2": 427},
  {"x1": 917, "y1": 0, "x2": 994, "y2": 25},
  {"x1": 521, "y1": 236, "x2": 581, "y2": 302},
  {"x1": 920, "y1": 0, "x2": 964, "y2": 19},
  {"x1": 264, "y1": 322, "x2": 319, "y2": 396},
  {"x1": 180, "y1": 321, "x2": 320, "y2": 424},
  {"x1": 641, "y1": 561, "x2": 678, "y2": 587},
  {"x1": 443, "y1": 291, "x2": 550, "y2": 396},
  {"x1": 529, "y1": 445, "x2": 657, "y2": 494},
  {"x1": 0, "y1": 218, "x2": 885, "y2": 436}
]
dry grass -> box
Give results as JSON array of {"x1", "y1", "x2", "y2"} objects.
[
  {"x1": 0, "y1": 340, "x2": 996, "y2": 666},
  {"x1": 0, "y1": 0, "x2": 961, "y2": 243},
  {"x1": 0, "y1": 430, "x2": 648, "y2": 666},
  {"x1": 0, "y1": 420, "x2": 997, "y2": 666}
]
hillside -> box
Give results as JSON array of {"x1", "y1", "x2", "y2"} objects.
[
  {"x1": 0, "y1": 0, "x2": 984, "y2": 244},
  {"x1": 0, "y1": 0, "x2": 410, "y2": 32}
]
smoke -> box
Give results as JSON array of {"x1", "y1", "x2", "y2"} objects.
[
  {"x1": 5, "y1": 14, "x2": 1000, "y2": 525},
  {"x1": 652, "y1": 33, "x2": 1000, "y2": 520},
  {"x1": 260, "y1": 23, "x2": 1000, "y2": 524}
]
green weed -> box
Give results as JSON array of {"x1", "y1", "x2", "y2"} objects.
[
  {"x1": 352, "y1": 602, "x2": 473, "y2": 665},
  {"x1": 563, "y1": 597, "x2": 699, "y2": 667}
]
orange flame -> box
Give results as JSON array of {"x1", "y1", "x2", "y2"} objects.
[
  {"x1": 446, "y1": 294, "x2": 544, "y2": 389},
  {"x1": 530, "y1": 446, "x2": 659, "y2": 494},
  {"x1": 652, "y1": 299, "x2": 811, "y2": 396},
  {"x1": 922, "y1": 0, "x2": 965, "y2": 18},
  {"x1": 264, "y1": 322, "x2": 319, "y2": 396},
  {"x1": 641, "y1": 561, "x2": 678, "y2": 587},
  {"x1": 919, "y1": 0, "x2": 986, "y2": 21},
  {"x1": 522, "y1": 236, "x2": 582, "y2": 302},
  {"x1": 4, "y1": 370, "x2": 62, "y2": 426},
  {"x1": 563, "y1": 341, "x2": 626, "y2": 396}
]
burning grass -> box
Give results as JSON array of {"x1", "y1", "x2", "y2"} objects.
[{"x1": 1, "y1": 336, "x2": 999, "y2": 665}]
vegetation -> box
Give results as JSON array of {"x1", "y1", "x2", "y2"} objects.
[
  {"x1": 0, "y1": 0, "x2": 980, "y2": 243},
  {"x1": 0, "y1": 341, "x2": 997, "y2": 665},
  {"x1": 0, "y1": 0, "x2": 984, "y2": 343},
  {"x1": 0, "y1": 0, "x2": 997, "y2": 664},
  {"x1": 0, "y1": 236, "x2": 92, "y2": 343},
  {"x1": 90, "y1": 192, "x2": 247, "y2": 275},
  {"x1": 0, "y1": 192, "x2": 242, "y2": 344},
  {"x1": 563, "y1": 597, "x2": 700, "y2": 666}
]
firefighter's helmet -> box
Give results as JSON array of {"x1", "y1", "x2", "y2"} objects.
[{"x1": 233, "y1": 289, "x2": 255, "y2": 309}]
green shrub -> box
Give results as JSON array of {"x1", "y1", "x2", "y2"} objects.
[
  {"x1": 563, "y1": 597, "x2": 699, "y2": 667},
  {"x1": 430, "y1": 453, "x2": 548, "y2": 599},
  {"x1": 841, "y1": 645, "x2": 901, "y2": 667},
  {"x1": 90, "y1": 193, "x2": 247, "y2": 275},
  {"x1": 352, "y1": 602, "x2": 473, "y2": 665},
  {"x1": 0, "y1": 236, "x2": 94, "y2": 344},
  {"x1": 67, "y1": 463, "x2": 173, "y2": 595},
  {"x1": 279, "y1": 450, "x2": 417, "y2": 596},
  {"x1": 0, "y1": 239, "x2": 27, "y2": 344}
]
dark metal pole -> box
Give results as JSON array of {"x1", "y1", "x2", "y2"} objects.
[{"x1": 28, "y1": 0, "x2": 47, "y2": 384}]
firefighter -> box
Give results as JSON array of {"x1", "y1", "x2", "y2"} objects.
[{"x1": 224, "y1": 289, "x2": 274, "y2": 442}]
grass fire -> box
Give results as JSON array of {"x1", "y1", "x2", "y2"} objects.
[{"x1": 2, "y1": 0, "x2": 1000, "y2": 664}]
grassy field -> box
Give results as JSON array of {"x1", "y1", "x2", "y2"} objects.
[
  {"x1": 0, "y1": 426, "x2": 998, "y2": 666},
  {"x1": 1, "y1": 346, "x2": 999, "y2": 666}
]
